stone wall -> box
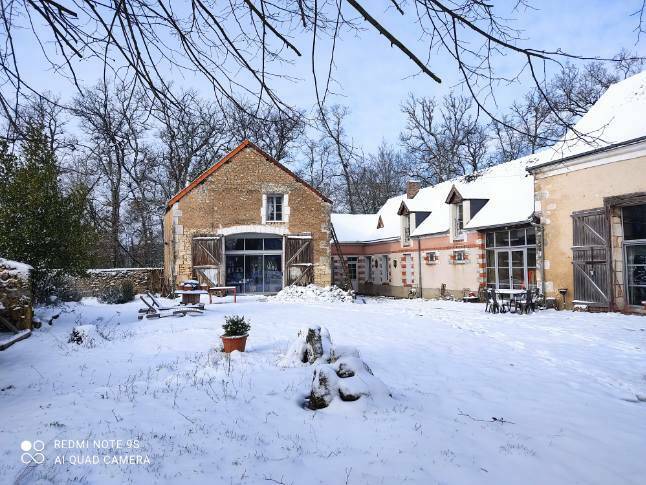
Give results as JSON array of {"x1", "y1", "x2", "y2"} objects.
[
  {"x1": 71, "y1": 268, "x2": 163, "y2": 297},
  {"x1": 0, "y1": 258, "x2": 33, "y2": 330}
]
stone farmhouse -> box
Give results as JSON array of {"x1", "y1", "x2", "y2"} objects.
[
  {"x1": 163, "y1": 140, "x2": 332, "y2": 294},
  {"x1": 332, "y1": 71, "x2": 646, "y2": 313}
]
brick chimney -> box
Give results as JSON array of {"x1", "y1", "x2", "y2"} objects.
[{"x1": 406, "y1": 180, "x2": 421, "y2": 199}]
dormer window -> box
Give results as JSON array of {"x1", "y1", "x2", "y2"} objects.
[
  {"x1": 456, "y1": 202, "x2": 464, "y2": 232},
  {"x1": 267, "y1": 194, "x2": 283, "y2": 222},
  {"x1": 401, "y1": 214, "x2": 411, "y2": 246},
  {"x1": 452, "y1": 202, "x2": 465, "y2": 240}
]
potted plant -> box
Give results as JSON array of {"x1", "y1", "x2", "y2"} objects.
[{"x1": 220, "y1": 315, "x2": 251, "y2": 353}]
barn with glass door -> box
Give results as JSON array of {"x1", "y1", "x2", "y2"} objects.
[{"x1": 163, "y1": 140, "x2": 332, "y2": 294}]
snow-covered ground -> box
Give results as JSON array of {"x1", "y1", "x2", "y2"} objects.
[{"x1": 1, "y1": 296, "x2": 645, "y2": 484}]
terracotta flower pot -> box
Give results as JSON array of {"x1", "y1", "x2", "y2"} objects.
[{"x1": 221, "y1": 334, "x2": 248, "y2": 353}]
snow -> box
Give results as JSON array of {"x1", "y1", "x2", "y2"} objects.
[
  {"x1": 86, "y1": 267, "x2": 161, "y2": 273},
  {"x1": 332, "y1": 195, "x2": 405, "y2": 243},
  {"x1": 331, "y1": 213, "x2": 378, "y2": 243},
  {"x1": 533, "y1": 70, "x2": 646, "y2": 166},
  {"x1": 0, "y1": 258, "x2": 33, "y2": 279},
  {"x1": 1, "y1": 296, "x2": 645, "y2": 484},
  {"x1": 272, "y1": 284, "x2": 354, "y2": 303}
]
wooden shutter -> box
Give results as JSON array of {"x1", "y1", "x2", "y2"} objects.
[
  {"x1": 284, "y1": 235, "x2": 314, "y2": 286},
  {"x1": 192, "y1": 236, "x2": 223, "y2": 286},
  {"x1": 571, "y1": 210, "x2": 609, "y2": 305}
]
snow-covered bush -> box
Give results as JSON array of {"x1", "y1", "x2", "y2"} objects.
[
  {"x1": 98, "y1": 280, "x2": 134, "y2": 304},
  {"x1": 68, "y1": 324, "x2": 101, "y2": 348},
  {"x1": 272, "y1": 284, "x2": 354, "y2": 303}
]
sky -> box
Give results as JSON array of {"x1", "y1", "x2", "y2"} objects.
[{"x1": 10, "y1": 0, "x2": 646, "y2": 153}]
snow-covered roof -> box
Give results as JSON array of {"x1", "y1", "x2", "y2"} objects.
[
  {"x1": 530, "y1": 70, "x2": 646, "y2": 169},
  {"x1": 0, "y1": 258, "x2": 33, "y2": 279},
  {"x1": 332, "y1": 152, "x2": 541, "y2": 242},
  {"x1": 331, "y1": 214, "x2": 378, "y2": 243},
  {"x1": 332, "y1": 194, "x2": 406, "y2": 243},
  {"x1": 411, "y1": 152, "x2": 542, "y2": 236}
]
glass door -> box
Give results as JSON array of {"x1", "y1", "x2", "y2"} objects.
[
  {"x1": 496, "y1": 250, "x2": 511, "y2": 289},
  {"x1": 625, "y1": 243, "x2": 646, "y2": 306},
  {"x1": 495, "y1": 249, "x2": 527, "y2": 289}
]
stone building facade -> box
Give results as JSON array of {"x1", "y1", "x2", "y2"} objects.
[
  {"x1": 530, "y1": 150, "x2": 646, "y2": 313},
  {"x1": 163, "y1": 140, "x2": 332, "y2": 293}
]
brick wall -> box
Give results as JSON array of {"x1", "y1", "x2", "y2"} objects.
[
  {"x1": 164, "y1": 145, "x2": 332, "y2": 288},
  {"x1": 0, "y1": 259, "x2": 33, "y2": 330}
]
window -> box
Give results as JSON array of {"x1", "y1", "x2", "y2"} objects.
[
  {"x1": 623, "y1": 204, "x2": 646, "y2": 240},
  {"x1": 453, "y1": 250, "x2": 466, "y2": 264},
  {"x1": 623, "y1": 204, "x2": 646, "y2": 305},
  {"x1": 453, "y1": 203, "x2": 465, "y2": 240},
  {"x1": 366, "y1": 256, "x2": 372, "y2": 281},
  {"x1": 484, "y1": 227, "x2": 537, "y2": 289},
  {"x1": 266, "y1": 194, "x2": 283, "y2": 222},
  {"x1": 456, "y1": 203, "x2": 464, "y2": 231},
  {"x1": 425, "y1": 251, "x2": 438, "y2": 264},
  {"x1": 381, "y1": 255, "x2": 389, "y2": 281},
  {"x1": 401, "y1": 215, "x2": 411, "y2": 246},
  {"x1": 347, "y1": 257, "x2": 358, "y2": 281}
]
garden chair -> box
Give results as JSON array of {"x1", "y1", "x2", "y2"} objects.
[
  {"x1": 516, "y1": 288, "x2": 537, "y2": 314},
  {"x1": 485, "y1": 288, "x2": 506, "y2": 314}
]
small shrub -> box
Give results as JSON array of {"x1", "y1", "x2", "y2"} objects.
[
  {"x1": 98, "y1": 280, "x2": 135, "y2": 304},
  {"x1": 222, "y1": 315, "x2": 251, "y2": 337},
  {"x1": 33, "y1": 271, "x2": 82, "y2": 304}
]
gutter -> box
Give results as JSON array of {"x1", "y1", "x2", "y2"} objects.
[{"x1": 526, "y1": 134, "x2": 646, "y2": 173}]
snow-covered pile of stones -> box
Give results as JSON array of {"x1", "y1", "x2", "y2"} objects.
[
  {"x1": 279, "y1": 325, "x2": 390, "y2": 409},
  {"x1": 272, "y1": 284, "x2": 354, "y2": 303}
]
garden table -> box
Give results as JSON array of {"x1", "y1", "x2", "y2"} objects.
[{"x1": 208, "y1": 286, "x2": 237, "y2": 304}]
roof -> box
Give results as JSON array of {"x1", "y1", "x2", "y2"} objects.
[
  {"x1": 528, "y1": 70, "x2": 646, "y2": 171},
  {"x1": 332, "y1": 152, "x2": 542, "y2": 243},
  {"x1": 166, "y1": 139, "x2": 332, "y2": 209}
]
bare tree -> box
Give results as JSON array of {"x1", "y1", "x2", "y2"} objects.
[
  {"x1": 73, "y1": 81, "x2": 151, "y2": 267},
  {"x1": 352, "y1": 142, "x2": 408, "y2": 213},
  {"x1": 1, "y1": 1, "x2": 641, "y2": 145},
  {"x1": 225, "y1": 101, "x2": 305, "y2": 163},
  {"x1": 401, "y1": 93, "x2": 490, "y2": 184},
  {"x1": 153, "y1": 90, "x2": 231, "y2": 200}
]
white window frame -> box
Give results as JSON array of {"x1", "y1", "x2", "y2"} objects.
[
  {"x1": 262, "y1": 193, "x2": 289, "y2": 224},
  {"x1": 453, "y1": 249, "x2": 466, "y2": 264},
  {"x1": 426, "y1": 251, "x2": 438, "y2": 264}
]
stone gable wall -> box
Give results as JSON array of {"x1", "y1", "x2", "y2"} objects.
[{"x1": 164, "y1": 146, "x2": 332, "y2": 288}]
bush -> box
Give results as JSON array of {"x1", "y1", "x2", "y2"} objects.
[
  {"x1": 98, "y1": 280, "x2": 135, "y2": 304},
  {"x1": 32, "y1": 270, "x2": 82, "y2": 304},
  {"x1": 222, "y1": 315, "x2": 251, "y2": 337}
]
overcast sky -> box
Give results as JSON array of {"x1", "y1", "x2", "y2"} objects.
[{"x1": 13, "y1": 0, "x2": 646, "y2": 153}]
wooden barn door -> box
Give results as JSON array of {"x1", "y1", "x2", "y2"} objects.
[
  {"x1": 192, "y1": 236, "x2": 223, "y2": 287},
  {"x1": 572, "y1": 210, "x2": 609, "y2": 305},
  {"x1": 284, "y1": 235, "x2": 314, "y2": 286}
]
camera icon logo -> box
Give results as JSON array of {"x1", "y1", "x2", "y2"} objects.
[{"x1": 20, "y1": 440, "x2": 45, "y2": 464}]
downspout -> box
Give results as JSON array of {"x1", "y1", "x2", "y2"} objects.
[
  {"x1": 416, "y1": 237, "x2": 423, "y2": 298},
  {"x1": 530, "y1": 217, "x2": 545, "y2": 297}
]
